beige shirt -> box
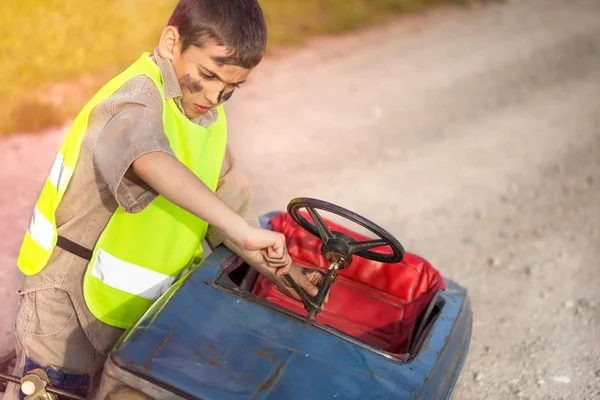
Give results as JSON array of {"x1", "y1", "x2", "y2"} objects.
[{"x1": 20, "y1": 48, "x2": 258, "y2": 354}]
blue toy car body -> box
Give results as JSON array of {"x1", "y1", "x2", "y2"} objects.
[{"x1": 95, "y1": 211, "x2": 472, "y2": 400}]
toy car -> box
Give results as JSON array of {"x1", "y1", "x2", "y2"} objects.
[{"x1": 3, "y1": 198, "x2": 472, "y2": 399}]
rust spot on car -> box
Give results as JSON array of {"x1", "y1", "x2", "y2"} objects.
[
  {"x1": 209, "y1": 359, "x2": 220, "y2": 367},
  {"x1": 287, "y1": 347, "x2": 298, "y2": 354},
  {"x1": 360, "y1": 371, "x2": 375, "y2": 376},
  {"x1": 255, "y1": 363, "x2": 285, "y2": 395},
  {"x1": 254, "y1": 348, "x2": 272, "y2": 359},
  {"x1": 205, "y1": 344, "x2": 214, "y2": 352},
  {"x1": 142, "y1": 304, "x2": 194, "y2": 371},
  {"x1": 143, "y1": 332, "x2": 174, "y2": 371}
]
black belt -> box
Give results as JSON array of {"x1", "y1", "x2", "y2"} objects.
[{"x1": 56, "y1": 236, "x2": 93, "y2": 261}]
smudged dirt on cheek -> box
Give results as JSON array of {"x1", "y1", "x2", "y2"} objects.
[
  {"x1": 179, "y1": 74, "x2": 204, "y2": 94},
  {"x1": 222, "y1": 89, "x2": 235, "y2": 102},
  {"x1": 217, "y1": 89, "x2": 235, "y2": 103}
]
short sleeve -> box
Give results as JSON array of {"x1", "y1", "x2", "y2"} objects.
[{"x1": 93, "y1": 87, "x2": 175, "y2": 213}]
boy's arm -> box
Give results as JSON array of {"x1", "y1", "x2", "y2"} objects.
[
  {"x1": 131, "y1": 151, "x2": 286, "y2": 261},
  {"x1": 132, "y1": 151, "x2": 325, "y2": 298}
]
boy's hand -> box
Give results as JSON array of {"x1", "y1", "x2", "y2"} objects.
[
  {"x1": 222, "y1": 236, "x2": 330, "y2": 305},
  {"x1": 234, "y1": 226, "x2": 291, "y2": 275},
  {"x1": 275, "y1": 266, "x2": 330, "y2": 305}
]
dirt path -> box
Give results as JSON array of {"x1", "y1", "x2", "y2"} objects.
[{"x1": 2, "y1": 0, "x2": 600, "y2": 398}]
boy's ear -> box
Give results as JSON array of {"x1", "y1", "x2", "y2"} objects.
[{"x1": 158, "y1": 26, "x2": 180, "y2": 60}]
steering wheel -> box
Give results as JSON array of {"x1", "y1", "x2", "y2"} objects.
[{"x1": 282, "y1": 198, "x2": 405, "y2": 319}]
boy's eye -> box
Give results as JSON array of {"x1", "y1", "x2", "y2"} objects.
[
  {"x1": 198, "y1": 69, "x2": 242, "y2": 88},
  {"x1": 199, "y1": 71, "x2": 216, "y2": 80}
]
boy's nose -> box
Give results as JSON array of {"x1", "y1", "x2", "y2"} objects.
[
  {"x1": 204, "y1": 92, "x2": 219, "y2": 106},
  {"x1": 205, "y1": 85, "x2": 226, "y2": 106}
]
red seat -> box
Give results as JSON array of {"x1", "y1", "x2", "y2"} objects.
[{"x1": 251, "y1": 212, "x2": 446, "y2": 356}]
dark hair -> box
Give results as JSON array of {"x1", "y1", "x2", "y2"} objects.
[{"x1": 168, "y1": 0, "x2": 267, "y2": 69}]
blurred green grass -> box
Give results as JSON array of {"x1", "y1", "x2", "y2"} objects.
[{"x1": 0, "y1": 0, "x2": 474, "y2": 135}]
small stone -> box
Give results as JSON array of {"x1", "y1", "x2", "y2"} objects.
[
  {"x1": 537, "y1": 379, "x2": 546, "y2": 385},
  {"x1": 577, "y1": 299, "x2": 590, "y2": 308},
  {"x1": 594, "y1": 369, "x2": 600, "y2": 378},
  {"x1": 473, "y1": 371, "x2": 481, "y2": 381},
  {"x1": 586, "y1": 176, "x2": 594, "y2": 185},
  {"x1": 551, "y1": 376, "x2": 571, "y2": 384},
  {"x1": 462, "y1": 236, "x2": 474, "y2": 244},
  {"x1": 523, "y1": 266, "x2": 532, "y2": 276},
  {"x1": 487, "y1": 257, "x2": 501, "y2": 267},
  {"x1": 483, "y1": 345, "x2": 491, "y2": 353},
  {"x1": 564, "y1": 300, "x2": 575, "y2": 309}
]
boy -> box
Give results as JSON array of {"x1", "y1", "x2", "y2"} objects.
[{"x1": 4, "y1": 1, "x2": 325, "y2": 398}]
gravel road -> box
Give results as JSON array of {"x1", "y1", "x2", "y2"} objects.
[{"x1": 1, "y1": 0, "x2": 599, "y2": 398}]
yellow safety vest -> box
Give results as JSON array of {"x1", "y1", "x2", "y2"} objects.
[{"x1": 17, "y1": 53, "x2": 227, "y2": 328}]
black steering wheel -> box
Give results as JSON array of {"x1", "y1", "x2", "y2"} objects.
[
  {"x1": 288, "y1": 198, "x2": 405, "y2": 264},
  {"x1": 282, "y1": 198, "x2": 405, "y2": 319}
]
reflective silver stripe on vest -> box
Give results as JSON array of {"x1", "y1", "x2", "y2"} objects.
[
  {"x1": 28, "y1": 206, "x2": 55, "y2": 251},
  {"x1": 49, "y1": 151, "x2": 71, "y2": 192},
  {"x1": 91, "y1": 249, "x2": 175, "y2": 300}
]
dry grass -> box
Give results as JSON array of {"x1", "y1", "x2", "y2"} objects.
[{"x1": 0, "y1": 0, "x2": 478, "y2": 135}]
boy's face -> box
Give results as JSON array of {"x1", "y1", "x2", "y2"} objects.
[{"x1": 159, "y1": 27, "x2": 252, "y2": 119}]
